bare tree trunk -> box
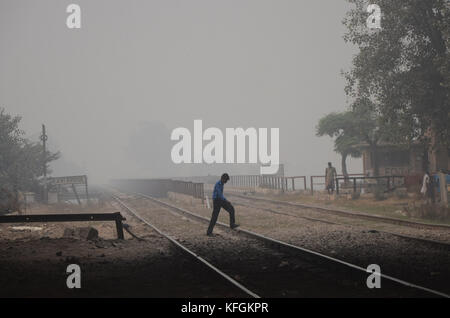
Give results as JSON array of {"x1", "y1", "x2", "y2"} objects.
[
  {"x1": 341, "y1": 152, "x2": 349, "y2": 183},
  {"x1": 370, "y1": 144, "x2": 380, "y2": 177}
]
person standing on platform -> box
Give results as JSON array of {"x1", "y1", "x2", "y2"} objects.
[{"x1": 325, "y1": 162, "x2": 337, "y2": 194}]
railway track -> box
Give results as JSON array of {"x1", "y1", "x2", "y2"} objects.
[
  {"x1": 111, "y1": 195, "x2": 259, "y2": 298},
  {"x1": 114, "y1": 190, "x2": 449, "y2": 298},
  {"x1": 227, "y1": 191, "x2": 450, "y2": 231},
  {"x1": 230, "y1": 195, "x2": 450, "y2": 250}
]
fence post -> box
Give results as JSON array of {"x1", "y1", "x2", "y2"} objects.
[
  {"x1": 353, "y1": 178, "x2": 356, "y2": 193},
  {"x1": 336, "y1": 178, "x2": 339, "y2": 194},
  {"x1": 438, "y1": 172, "x2": 448, "y2": 207},
  {"x1": 115, "y1": 216, "x2": 125, "y2": 240},
  {"x1": 310, "y1": 176, "x2": 314, "y2": 195}
]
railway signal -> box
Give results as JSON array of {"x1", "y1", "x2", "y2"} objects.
[{"x1": 40, "y1": 124, "x2": 48, "y2": 203}]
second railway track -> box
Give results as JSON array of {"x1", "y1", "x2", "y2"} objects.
[
  {"x1": 228, "y1": 192, "x2": 450, "y2": 231},
  {"x1": 229, "y1": 195, "x2": 450, "y2": 250}
]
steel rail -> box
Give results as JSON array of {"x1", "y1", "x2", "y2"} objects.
[
  {"x1": 231, "y1": 197, "x2": 450, "y2": 249},
  {"x1": 111, "y1": 195, "x2": 260, "y2": 298},
  {"x1": 227, "y1": 192, "x2": 450, "y2": 230},
  {"x1": 135, "y1": 192, "x2": 450, "y2": 298}
]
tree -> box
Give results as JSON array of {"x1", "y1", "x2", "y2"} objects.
[
  {"x1": 0, "y1": 107, "x2": 59, "y2": 209},
  {"x1": 317, "y1": 99, "x2": 388, "y2": 177},
  {"x1": 343, "y1": 0, "x2": 450, "y2": 161},
  {"x1": 316, "y1": 111, "x2": 361, "y2": 180},
  {"x1": 347, "y1": 97, "x2": 387, "y2": 177}
]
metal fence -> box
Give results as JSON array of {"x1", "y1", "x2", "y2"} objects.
[
  {"x1": 229, "y1": 175, "x2": 307, "y2": 192},
  {"x1": 230, "y1": 175, "x2": 260, "y2": 188},
  {"x1": 112, "y1": 174, "x2": 418, "y2": 198},
  {"x1": 335, "y1": 175, "x2": 405, "y2": 194},
  {"x1": 310, "y1": 174, "x2": 365, "y2": 195},
  {"x1": 167, "y1": 180, "x2": 204, "y2": 201},
  {"x1": 284, "y1": 176, "x2": 307, "y2": 191},
  {"x1": 111, "y1": 179, "x2": 204, "y2": 201}
]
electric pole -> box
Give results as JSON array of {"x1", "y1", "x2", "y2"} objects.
[{"x1": 40, "y1": 124, "x2": 48, "y2": 203}]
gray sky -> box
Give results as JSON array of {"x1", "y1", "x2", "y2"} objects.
[{"x1": 0, "y1": 0, "x2": 362, "y2": 183}]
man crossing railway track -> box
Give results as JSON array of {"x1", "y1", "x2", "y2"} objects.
[{"x1": 207, "y1": 173, "x2": 240, "y2": 236}]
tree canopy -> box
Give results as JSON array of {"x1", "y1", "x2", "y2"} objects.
[
  {"x1": 343, "y1": 0, "x2": 450, "y2": 148},
  {"x1": 316, "y1": 110, "x2": 362, "y2": 179},
  {"x1": 316, "y1": 111, "x2": 361, "y2": 157},
  {"x1": 0, "y1": 107, "x2": 59, "y2": 195}
]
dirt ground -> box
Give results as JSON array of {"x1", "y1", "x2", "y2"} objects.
[{"x1": 0, "y1": 202, "x2": 248, "y2": 298}]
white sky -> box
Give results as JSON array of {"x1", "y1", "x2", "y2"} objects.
[{"x1": 0, "y1": 0, "x2": 362, "y2": 183}]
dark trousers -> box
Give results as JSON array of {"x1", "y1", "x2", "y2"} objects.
[{"x1": 206, "y1": 199, "x2": 235, "y2": 235}]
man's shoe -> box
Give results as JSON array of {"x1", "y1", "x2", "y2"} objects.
[{"x1": 230, "y1": 224, "x2": 240, "y2": 230}]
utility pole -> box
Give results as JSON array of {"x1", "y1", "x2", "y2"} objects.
[{"x1": 40, "y1": 124, "x2": 48, "y2": 203}]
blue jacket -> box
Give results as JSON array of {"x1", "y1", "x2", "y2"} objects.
[
  {"x1": 212, "y1": 180, "x2": 226, "y2": 200},
  {"x1": 433, "y1": 174, "x2": 450, "y2": 193}
]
